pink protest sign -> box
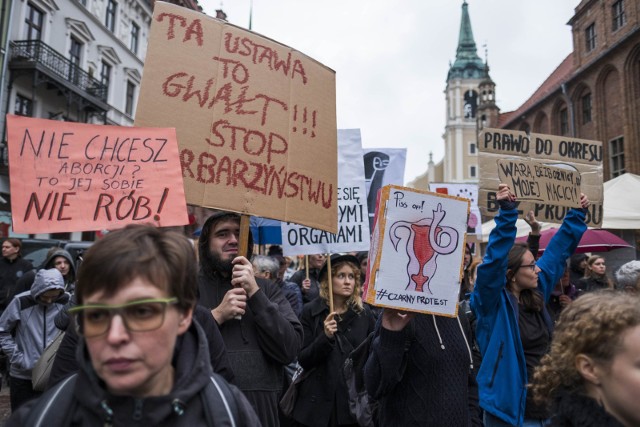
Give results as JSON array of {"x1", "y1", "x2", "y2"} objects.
[{"x1": 6, "y1": 115, "x2": 188, "y2": 233}]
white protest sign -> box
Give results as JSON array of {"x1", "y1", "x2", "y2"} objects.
[
  {"x1": 363, "y1": 148, "x2": 406, "y2": 229},
  {"x1": 365, "y1": 185, "x2": 469, "y2": 316},
  {"x1": 282, "y1": 129, "x2": 370, "y2": 255}
]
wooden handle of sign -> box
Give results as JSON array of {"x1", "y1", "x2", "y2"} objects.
[
  {"x1": 327, "y1": 254, "x2": 333, "y2": 313},
  {"x1": 235, "y1": 214, "x2": 251, "y2": 320},
  {"x1": 238, "y1": 214, "x2": 251, "y2": 258},
  {"x1": 305, "y1": 256, "x2": 309, "y2": 280}
]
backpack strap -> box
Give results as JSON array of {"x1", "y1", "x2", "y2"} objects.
[
  {"x1": 201, "y1": 372, "x2": 240, "y2": 427},
  {"x1": 26, "y1": 373, "x2": 77, "y2": 427}
]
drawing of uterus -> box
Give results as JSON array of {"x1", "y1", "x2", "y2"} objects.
[{"x1": 389, "y1": 204, "x2": 459, "y2": 293}]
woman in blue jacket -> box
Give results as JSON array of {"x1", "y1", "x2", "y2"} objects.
[{"x1": 471, "y1": 184, "x2": 589, "y2": 427}]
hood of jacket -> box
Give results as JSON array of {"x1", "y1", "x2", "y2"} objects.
[
  {"x1": 43, "y1": 249, "x2": 76, "y2": 275},
  {"x1": 30, "y1": 268, "x2": 65, "y2": 299},
  {"x1": 198, "y1": 211, "x2": 254, "y2": 279},
  {"x1": 73, "y1": 319, "x2": 214, "y2": 425}
]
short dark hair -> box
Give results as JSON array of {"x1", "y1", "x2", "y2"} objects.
[
  {"x1": 76, "y1": 225, "x2": 197, "y2": 312},
  {"x1": 3, "y1": 238, "x2": 22, "y2": 253}
]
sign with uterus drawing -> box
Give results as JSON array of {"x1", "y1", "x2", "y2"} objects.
[{"x1": 365, "y1": 185, "x2": 470, "y2": 316}]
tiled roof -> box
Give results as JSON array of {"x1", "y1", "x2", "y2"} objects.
[{"x1": 499, "y1": 53, "x2": 574, "y2": 128}]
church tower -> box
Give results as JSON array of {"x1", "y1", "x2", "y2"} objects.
[{"x1": 443, "y1": 0, "x2": 487, "y2": 183}]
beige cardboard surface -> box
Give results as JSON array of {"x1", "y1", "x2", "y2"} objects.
[
  {"x1": 135, "y1": 2, "x2": 338, "y2": 232},
  {"x1": 478, "y1": 128, "x2": 603, "y2": 227},
  {"x1": 496, "y1": 159, "x2": 581, "y2": 208}
]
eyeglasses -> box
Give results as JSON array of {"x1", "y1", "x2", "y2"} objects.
[
  {"x1": 69, "y1": 298, "x2": 178, "y2": 338},
  {"x1": 520, "y1": 262, "x2": 537, "y2": 272}
]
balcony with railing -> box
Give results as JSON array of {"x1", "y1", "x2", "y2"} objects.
[{"x1": 9, "y1": 40, "x2": 108, "y2": 104}]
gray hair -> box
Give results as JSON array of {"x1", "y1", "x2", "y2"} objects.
[
  {"x1": 614, "y1": 260, "x2": 640, "y2": 291},
  {"x1": 252, "y1": 255, "x2": 279, "y2": 278}
]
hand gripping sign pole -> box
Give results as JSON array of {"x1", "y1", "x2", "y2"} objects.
[
  {"x1": 326, "y1": 254, "x2": 333, "y2": 313},
  {"x1": 235, "y1": 214, "x2": 252, "y2": 320}
]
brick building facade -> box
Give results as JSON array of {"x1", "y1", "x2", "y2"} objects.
[{"x1": 495, "y1": 0, "x2": 640, "y2": 180}]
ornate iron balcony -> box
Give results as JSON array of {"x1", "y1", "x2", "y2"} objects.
[{"x1": 10, "y1": 40, "x2": 108, "y2": 102}]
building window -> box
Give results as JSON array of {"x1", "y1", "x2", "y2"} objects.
[
  {"x1": 130, "y1": 22, "x2": 140, "y2": 54},
  {"x1": 612, "y1": 1, "x2": 626, "y2": 31},
  {"x1": 464, "y1": 90, "x2": 477, "y2": 119},
  {"x1": 125, "y1": 81, "x2": 136, "y2": 116},
  {"x1": 100, "y1": 61, "x2": 111, "y2": 94},
  {"x1": 585, "y1": 23, "x2": 596, "y2": 52},
  {"x1": 560, "y1": 108, "x2": 569, "y2": 135},
  {"x1": 470, "y1": 165, "x2": 477, "y2": 178},
  {"x1": 581, "y1": 93, "x2": 592, "y2": 124},
  {"x1": 469, "y1": 142, "x2": 476, "y2": 155},
  {"x1": 609, "y1": 137, "x2": 625, "y2": 178},
  {"x1": 24, "y1": 3, "x2": 44, "y2": 40},
  {"x1": 14, "y1": 95, "x2": 33, "y2": 116},
  {"x1": 69, "y1": 37, "x2": 82, "y2": 83},
  {"x1": 106, "y1": 0, "x2": 117, "y2": 32}
]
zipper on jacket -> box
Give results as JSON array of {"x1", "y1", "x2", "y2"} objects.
[
  {"x1": 133, "y1": 399, "x2": 143, "y2": 421},
  {"x1": 42, "y1": 305, "x2": 47, "y2": 351},
  {"x1": 489, "y1": 341, "x2": 504, "y2": 388}
]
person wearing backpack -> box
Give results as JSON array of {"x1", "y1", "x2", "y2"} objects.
[
  {"x1": 7, "y1": 225, "x2": 260, "y2": 426},
  {"x1": 290, "y1": 254, "x2": 375, "y2": 427},
  {"x1": 0, "y1": 268, "x2": 68, "y2": 410}
]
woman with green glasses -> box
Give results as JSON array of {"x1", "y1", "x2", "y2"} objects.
[{"x1": 7, "y1": 225, "x2": 259, "y2": 426}]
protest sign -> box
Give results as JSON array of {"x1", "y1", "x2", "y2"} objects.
[
  {"x1": 6, "y1": 115, "x2": 188, "y2": 234},
  {"x1": 282, "y1": 129, "x2": 370, "y2": 255},
  {"x1": 135, "y1": 2, "x2": 338, "y2": 232},
  {"x1": 365, "y1": 185, "x2": 469, "y2": 316},
  {"x1": 496, "y1": 159, "x2": 581, "y2": 208},
  {"x1": 363, "y1": 148, "x2": 406, "y2": 229},
  {"x1": 478, "y1": 128, "x2": 603, "y2": 227},
  {"x1": 429, "y1": 182, "x2": 482, "y2": 237}
]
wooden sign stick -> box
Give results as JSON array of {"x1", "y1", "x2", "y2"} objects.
[
  {"x1": 238, "y1": 214, "x2": 251, "y2": 258},
  {"x1": 235, "y1": 214, "x2": 251, "y2": 320},
  {"x1": 327, "y1": 254, "x2": 333, "y2": 313},
  {"x1": 305, "y1": 255, "x2": 309, "y2": 280}
]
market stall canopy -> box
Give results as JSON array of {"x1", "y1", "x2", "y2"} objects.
[
  {"x1": 602, "y1": 173, "x2": 640, "y2": 229},
  {"x1": 481, "y1": 218, "x2": 554, "y2": 242}
]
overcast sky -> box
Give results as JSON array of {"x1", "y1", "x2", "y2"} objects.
[{"x1": 199, "y1": 0, "x2": 577, "y2": 184}]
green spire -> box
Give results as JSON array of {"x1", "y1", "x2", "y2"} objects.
[{"x1": 448, "y1": 1, "x2": 485, "y2": 80}]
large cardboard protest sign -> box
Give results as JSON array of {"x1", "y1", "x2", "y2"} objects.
[
  {"x1": 478, "y1": 128, "x2": 603, "y2": 227},
  {"x1": 135, "y1": 2, "x2": 338, "y2": 232},
  {"x1": 281, "y1": 129, "x2": 370, "y2": 255},
  {"x1": 365, "y1": 185, "x2": 469, "y2": 316},
  {"x1": 6, "y1": 115, "x2": 188, "y2": 233}
]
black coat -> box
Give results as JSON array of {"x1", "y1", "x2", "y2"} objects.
[
  {"x1": 292, "y1": 298, "x2": 375, "y2": 427},
  {"x1": 364, "y1": 312, "x2": 482, "y2": 427},
  {"x1": 290, "y1": 268, "x2": 321, "y2": 304},
  {"x1": 548, "y1": 391, "x2": 625, "y2": 427},
  {"x1": 577, "y1": 275, "x2": 610, "y2": 293},
  {"x1": 198, "y1": 274, "x2": 303, "y2": 427},
  {"x1": 0, "y1": 257, "x2": 33, "y2": 311},
  {"x1": 8, "y1": 321, "x2": 260, "y2": 426}
]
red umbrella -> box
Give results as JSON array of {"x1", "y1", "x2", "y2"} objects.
[{"x1": 516, "y1": 228, "x2": 632, "y2": 254}]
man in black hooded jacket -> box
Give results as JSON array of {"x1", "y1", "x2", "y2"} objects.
[{"x1": 197, "y1": 211, "x2": 303, "y2": 427}]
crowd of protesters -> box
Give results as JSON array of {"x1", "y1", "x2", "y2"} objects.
[{"x1": 0, "y1": 183, "x2": 637, "y2": 426}]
